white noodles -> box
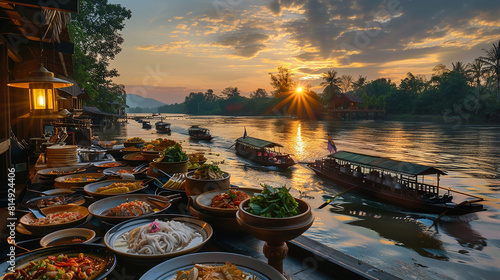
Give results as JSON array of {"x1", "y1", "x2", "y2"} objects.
[{"x1": 122, "y1": 219, "x2": 201, "y2": 255}]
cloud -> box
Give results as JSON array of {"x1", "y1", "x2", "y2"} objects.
[{"x1": 216, "y1": 31, "x2": 270, "y2": 57}]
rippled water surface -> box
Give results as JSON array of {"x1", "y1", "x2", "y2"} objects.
[{"x1": 95, "y1": 115, "x2": 500, "y2": 280}]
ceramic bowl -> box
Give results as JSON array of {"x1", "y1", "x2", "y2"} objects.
[
  {"x1": 194, "y1": 188, "x2": 259, "y2": 216},
  {"x1": 184, "y1": 171, "x2": 230, "y2": 197},
  {"x1": 40, "y1": 228, "x2": 96, "y2": 247}
]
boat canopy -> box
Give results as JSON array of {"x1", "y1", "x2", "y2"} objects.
[
  {"x1": 189, "y1": 126, "x2": 209, "y2": 131},
  {"x1": 328, "y1": 151, "x2": 446, "y2": 176},
  {"x1": 236, "y1": 136, "x2": 283, "y2": 149}
]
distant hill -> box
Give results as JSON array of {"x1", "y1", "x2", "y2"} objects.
[{"x1": 126, "y1": 94, "x2": 166, "y2": 110}]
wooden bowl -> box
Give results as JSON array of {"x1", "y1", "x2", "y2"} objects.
[
  {"x1": 184, "y1": 171, "x2": 230, "y2": 197},
  {"x1": 236, "y1": 198, "x2": 314, "y2": 245},
  {"x1": 141, "y1": 150, "x2": 161, "y2": 162},
  {"x1": 149, "y1": 158, "x2": 188, "y2": 176},
  {"x1": 19, "y1": 204, "x2": 89, "y2": 234}
]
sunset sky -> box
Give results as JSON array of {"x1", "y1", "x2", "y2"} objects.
[{"x1": 108, "y1": 0, "x2": 500, "y2": 104}]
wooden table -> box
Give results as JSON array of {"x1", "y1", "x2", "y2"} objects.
[{"x1": 0, "y1": 164, "x2": 401, "y2": 280}]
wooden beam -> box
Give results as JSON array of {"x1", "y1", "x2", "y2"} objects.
[
  {"x1": 0, "y1": 138, "x2": 10, "y2": 155},
  {"x1": 1, "y1": 0, "x2": 78, "y2": 13},
  {"x1": 58, "y1": 51, "x2": 67, "y2": 76},
  {"x1": 0, "y1": 35, "x2": 23, "y2": 62}
]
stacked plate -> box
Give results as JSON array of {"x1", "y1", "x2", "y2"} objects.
[{"x1": 46, "y1": 145, "x2": 79, "y2": 165}]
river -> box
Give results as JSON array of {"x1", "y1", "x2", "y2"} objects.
[{"x1": 94, "y1": 114, "x2": 500, "y2": 280}]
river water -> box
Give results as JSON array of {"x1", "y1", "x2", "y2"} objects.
[{"x1": 95, "y1": 114, "x2": 500, "y2": 280}]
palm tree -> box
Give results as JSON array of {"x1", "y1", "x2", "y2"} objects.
[
  {"x1": 480, "y1": 39, "x2": 500, "y2": 103},
  {"x1": 467, "y1": 59, "x2": 485, "y2": 87},
  {"x1": 452, "y1": 61, "x2": 468, "y2": 78},
  {"x1": 339, "y1": 75, "x2": 353, "y2": 93},
  {"x1": 352, "y1": 75, "x2": 367, "y2": 91},
  {"x1": 320, "y1": 70, "x2": 341, "y2": 103}
]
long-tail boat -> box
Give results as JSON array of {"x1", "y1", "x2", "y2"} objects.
[
  {"x1": 155, "y1": 119, "x2": 171, "y2": 133},
  {"x1": 235, "y1": 136, "x2": 296, "y2": 169},
  {"x1": 188, "y1": 125, "x2": 213, "y2": 140},
  {"x1": 308, "y1": 151, "x2": 485, "y2": 215}
]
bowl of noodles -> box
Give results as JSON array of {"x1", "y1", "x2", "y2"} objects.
[
  {"x1": 103, "y1": 214, "x2": 212, "y2": 263},
  {"x1": 83, "y1": 180, "x2": 147, "y2": 198}
]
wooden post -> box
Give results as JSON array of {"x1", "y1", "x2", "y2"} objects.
[{"x1": 0, "y1": 40, "x2": 12, "y2": 202}]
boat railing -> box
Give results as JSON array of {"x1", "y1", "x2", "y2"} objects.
[{"x1": 316, "y1": 159, "x2": 440, "y2": 195}]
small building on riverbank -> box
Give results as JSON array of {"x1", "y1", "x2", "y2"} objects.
[{"x1": 326, "y1": 93, "x2": 386, "y2": 120}]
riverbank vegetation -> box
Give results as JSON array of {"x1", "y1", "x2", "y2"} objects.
[
  {"x1": 69, "y1": 0, "x2": 131, "y2": 113},
  {"x1": 153, "y1": 40, "x2": 500, "y2": 123}
]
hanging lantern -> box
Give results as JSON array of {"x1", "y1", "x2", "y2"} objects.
[{"x1": 7, "y1": 64, "x2": 73, "y2": 115}]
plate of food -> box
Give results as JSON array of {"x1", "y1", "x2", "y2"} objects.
[
  {"x1": 124, "y1": 137, "x2": 145, "y2": 148},
  {"x1": 19, "y1": 204, "x2": 89, "y2": 234},
  {"x1": 37, "y1": 165, "x2": 87, "y2": 179},
  {"x1": 54, "y1": 173, "x2": 107, "y2": 188},
  {"x1": 139, "y1": 252, "x2": 286, "y2": 280},
  {"x1": 98, "y1": 140, "x2": 116, "y2": 149},
  {"x1": 83, "y1": 180, "x2": 147, "y2": 199},
  {"x1": 25, "y1": 193, "x2": 86, "y2": 208},
  {"x1": 88, "y1": 194, "x2": 174, "y2": 223},
  {"x1": 41, "y1": 188, "x2": 74, "y2": 195},
  {"x1": 94, "y1": 161, "x2": 126, "y2": 168},
  {"x1": 0, "y1": 244, "x2": 116, "y2": 280},
  {"x1": 123, "y1": 152, "x2": 148, "y2": 165},
  {"x1": 195, "y1": 188, "x2": 260, "y2": 215},
  {"x1": 104, "y1": 215, "x2": 212, "y2": 262},
  {"x1": 102, "y1": 166, "x2": 147, "y2": 176}
]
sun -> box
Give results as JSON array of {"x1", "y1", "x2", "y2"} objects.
[{"x1": 296, "y1": 87, "x2": 303, "y2": 94}]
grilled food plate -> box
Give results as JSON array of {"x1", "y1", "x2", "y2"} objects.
[{"x1": 88, "y1": 194, "x2": 172, "y2": 223}]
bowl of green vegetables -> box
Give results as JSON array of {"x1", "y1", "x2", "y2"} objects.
[
  {"x1": 236, "y1": 184, "x2": 314, "y2": 242},
  {"x1": 149, "y1": 144, "x2": 189, "y2": 176}
]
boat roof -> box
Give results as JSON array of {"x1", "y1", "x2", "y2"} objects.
[
  {"x1": 236, "y1": 136, "x2": 283, "y2": 149},
  {"x1": 189, "y1": 126, "x2": 209, "y2": 131},
  {"x1": 328, "y1": 151, "x2": 446, "y2": 176}
]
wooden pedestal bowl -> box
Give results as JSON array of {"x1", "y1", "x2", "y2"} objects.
[{"x1": 236, "y1": 197, "x2": 314, "y2": 274}]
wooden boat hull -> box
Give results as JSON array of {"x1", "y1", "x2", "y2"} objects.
[
  {"x1": 156, "y1": 127, "x2": 171, "y2": 133},
  {"x1": 308, "y1": 164, "x2": 484, "y2": 215},
  {"x1": 189, "y1": 135, "x2": 213, "y2": 141},
  {"x1": 155, "y1": 123, "x2": 171, "y2": 133},
  {"x1": 236, "y1": 148, "x2": 295, "y2": 169}
]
